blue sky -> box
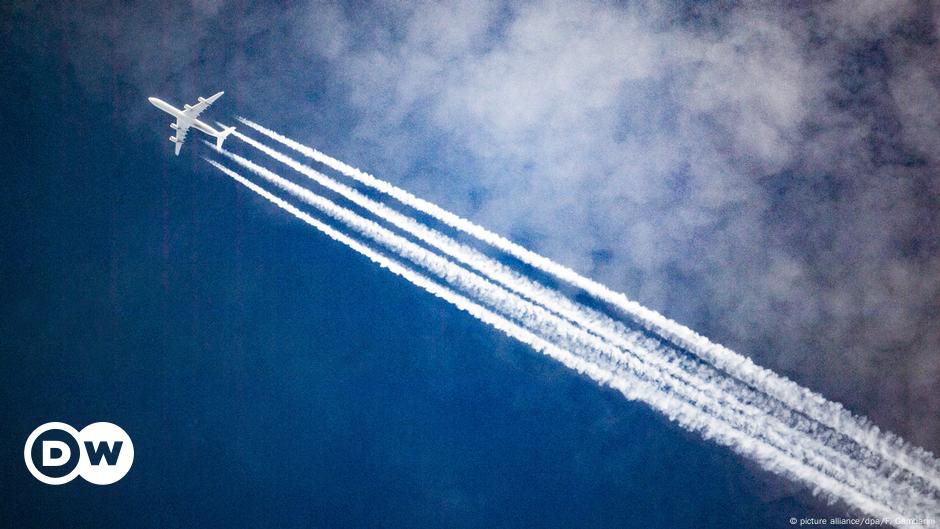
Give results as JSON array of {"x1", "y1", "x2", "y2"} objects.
[{"x1": 1, "y1": 1, "x2": 938, "y2": 527}]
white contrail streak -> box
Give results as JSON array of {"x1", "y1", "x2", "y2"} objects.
[
  {"x1": 205, "y1": 151, "x2": 916, "y2": 519},
  {"x1": 236, "y1": 116, "x2": 940, "y2": 492},
  {"x1": 228, "y1": 130, "x2": 934, "y2": 510}
]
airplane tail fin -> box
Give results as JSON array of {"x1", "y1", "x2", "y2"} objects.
[{"x1": 216, "y1": 125, "x2": 235, "y2": 150}]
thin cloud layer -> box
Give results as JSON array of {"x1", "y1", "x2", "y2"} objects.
[{"x1": 318, "y1": 0, "x2": 940, "y2": 449}]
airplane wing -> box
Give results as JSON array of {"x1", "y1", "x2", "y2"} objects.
[
  {"x1": 173, "y1": 117, "x2": 190, "y2": 156},
  {"x1": 182, "y1": 91, "x2": 224, "y2": 122}
]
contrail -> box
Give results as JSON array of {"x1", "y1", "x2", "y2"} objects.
[
  {"x1": 228, "y1": 130, "x2": 936, "y2": 510},
  {"x1": 236, "y1": 116, "x2": 940, "y2": 491},
  {"x1": 203, "y1": 159, "x2": 626, "y2": 392},
  {"x1": 205, "y1": 150, "x2": 923, "y2": 518}
]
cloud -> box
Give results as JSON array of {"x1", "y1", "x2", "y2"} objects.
[{"x1": 313, "y1": 0, "x2": 940, "y2": 450}]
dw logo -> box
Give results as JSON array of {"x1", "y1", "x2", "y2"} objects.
[{"x1": 24, "y1": 422, "x2": 134, "y2": 485}]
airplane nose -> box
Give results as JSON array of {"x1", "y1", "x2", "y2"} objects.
[{"x1": 148, "y1": 97, "x2": 158, "y2": 105}]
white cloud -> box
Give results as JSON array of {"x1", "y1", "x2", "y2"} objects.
[{"x1": 324, "y1": 0, "x2": 940, "y2": 448}]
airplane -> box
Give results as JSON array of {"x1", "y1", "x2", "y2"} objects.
[{"x1": 148, "y1": 91, "x2": 235, "y2": 156}]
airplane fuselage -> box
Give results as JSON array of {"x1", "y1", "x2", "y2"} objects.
[{"x1": 148, "y1": 97, "x2": 222, "y2": 137}]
